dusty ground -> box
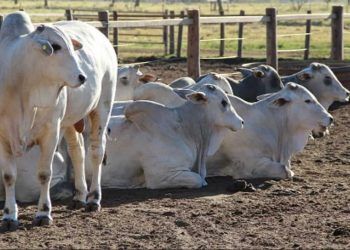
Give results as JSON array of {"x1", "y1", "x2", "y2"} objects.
[{"x1": 0, "y1": 61, "x2": 349, "y2": 249}]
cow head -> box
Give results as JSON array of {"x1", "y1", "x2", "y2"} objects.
[
  {"x1": 196, "y1": 72, "x2": 233, "y2": 95},
  {"x1": 115, "y1": 65, "x2": 144, "y2": 101},
  {"x1": 261, "y1": 82, "x2": 333, "y2": 134},
  {"x1": 295, "y1": 62, "x2": 350, "y2": 109},
  {"x1": 28, "y1": 24, "x2": 86, "y2": 88},
  {"x1": 238, "y1": 65, "x2": 284, "y2": 98},
  {"x1": 186, "y1": 84, "x2": 244, "y2": 132}
]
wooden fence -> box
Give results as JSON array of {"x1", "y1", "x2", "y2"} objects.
[{"x1": 0, "y1": 6, "x2": 349, "y2": 78}]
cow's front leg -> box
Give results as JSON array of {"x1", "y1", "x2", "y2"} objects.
[
  {"x1": 0, "y1": 152, "x2": 19, "y2": 232},
  {"x1": 33, "y1": 125, "x2": 60, "y2": 227}
]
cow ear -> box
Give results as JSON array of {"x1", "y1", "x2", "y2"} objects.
[
  {"x1": 71, "y1": 39, "x2": 83, "y2": 50},
  {"x1": 270, "y1": 96, "x2": 291, "y2": 107},
  {"x1": 186, "y1": 92, "x2": 208, "y2": 104},
  {"x1": 297, "y1": 72, "x2": 312, "y2": 82},
  {"x1": 254, "y1": 70, "x2": 265, "y2": 78},
  {"x1": 257, "y1": 93, "x2": 273, "y2": 101},
  {"x1": 174, "y1": 88, "x2": 196, "y2": 99},
  {"x1": 237, "y1": 68, "x2": 253, "y2": 78}
]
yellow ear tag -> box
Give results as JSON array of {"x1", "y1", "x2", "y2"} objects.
[{"x1": 42, "y1": 45, "x2": 47, "y2": 50}]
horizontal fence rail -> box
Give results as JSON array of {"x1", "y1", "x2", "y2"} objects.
[{"x1": 0, "y1": 5, "x2": 349, "y2": 77}]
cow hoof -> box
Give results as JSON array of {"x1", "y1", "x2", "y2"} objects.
[
  {"x1": 85, "y1": 202, "x2": 101, "y2": 212},
  {"x1": 32, "y1": 216, "x2": 52, "y2": 227},
  {"x1": 68, "y1": 200, "x2": 86, "y2": 210},
  {"x1": 0, "y1": 219, "x2": 19, "y2": 233}
]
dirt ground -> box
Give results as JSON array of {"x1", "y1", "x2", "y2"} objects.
[{"x1": 0, "y1": 61, "x2": 349, "y2": 249}]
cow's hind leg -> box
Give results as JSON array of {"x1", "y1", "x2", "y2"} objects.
[
  {"x1": 144, "y1": 169, "x2": 204, "y2": 189},
  {"x1": 0, "y1": 155, "x2": 19, "y2": 232},
  {"x1": 64, "y1": 127, "x2": 88, "y2": 209},
  {"x1": 85, "y1": 108, "x2": 110, "y2": 211}
]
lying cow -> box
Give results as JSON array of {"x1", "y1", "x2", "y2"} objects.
[
  {"x1": 0, "y1": 12, "x2": 117, "y2": 231},
  {"x1": 207, "y1": 83, "x2": 333, "y2": 179},
  {"x1": 120, "y1": 81, "x2": 333, "y2": 179},
  {"x1": 170, "y1": 72, "x2": 233, "y2": 94},
  {"x1": 115, "y1": 65, "x2": 143, "y2": 101},
  {"x1": 227, "y1": 65, "x2": 284, "y2": 102},
  {"x1": 3, "y1": 84, "x2": 243, "y2": 198},
  {"x1": 282, "y1": 62, "x2": 349, "y2": 137},
  {"x1": 281, "y1": 62, "x2": 350, "y2": 110},
  {"x1": 101, "y1": 84, "x2": 243, "y2": 189}
]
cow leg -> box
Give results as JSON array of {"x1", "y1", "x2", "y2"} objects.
[
  {"x1": 144, "y1": 168, "x2": 204, "y2": 189},
  {"x1": 0, "y1": 153, "x2": 19, "y2": 232},
  {"x1": 85, "y1": 109, "x2": 109, "y2": 212},
  {"x1": 33, "y1": 127, "x2": 59, "y2": 226},
  {"x1": 64, "y1": 127, "x2": 88, "y2": 209},
  {"x1": 254, "y1": 157, "x2": 294, "y2": 179}
]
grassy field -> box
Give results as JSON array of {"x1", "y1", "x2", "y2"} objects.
[{"x1": 1, "y1": 0, "x2": 350, "y2": 62}]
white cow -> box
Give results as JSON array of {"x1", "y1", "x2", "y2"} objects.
[
  {"x1": 207, "y1": 83, "x2": 333, "y2": 179},
  {"x1": 282, "y1": 62, "x2": 349, "y2": 137},
  {"x1": 101, "y1": 84, "x2": 244, "y2": 189},
  {"x1": 0, "y1": 12, "x2": 117, "y2": 231},
  {"x1": 170, "y1": 72, "x2": 233, "y2": 94},
  {"x1": 123, "y1": 81, "x2": 333, "y2": 179},
  {"x1": 115, "y1": 65, "x2": 143, "y2": 101}
]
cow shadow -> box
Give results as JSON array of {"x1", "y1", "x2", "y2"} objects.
[{"x1": 0, "y1": 176, "x2": 282, "y2": 211}]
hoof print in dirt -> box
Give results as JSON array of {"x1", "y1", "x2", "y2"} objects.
[
  {"x1": 85, "y1": 202, "x2": 101, "y2": 212},
  {"x1": 68, "y1": 200, "x2": 86, "y2": 210},
  {"x1": 32, "y1": 216, "x2": 52, "y2": 227},
  {"x1": 333, "y1": 227, "x2": 350, "y2": 237},
  {"x1": 0, "y1": 219, "x2": 19, "y2": 233},
  {"x1": 227, "y1": 180, "x2": 256, "y2": 193}
]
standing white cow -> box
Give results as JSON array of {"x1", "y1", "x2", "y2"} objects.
[
  {"x1": 101, "y1": 84, "x2": 244, "y2": 189},
  {"x1": 0, "y1": 12, "x2": 117, "y2": 231},
  {"x1": 207, "y1": 83, "x2": 333, "y2": 179}
]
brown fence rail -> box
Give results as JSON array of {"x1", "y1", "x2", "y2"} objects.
[{"x1": 0, "y1": 6, "x2": 349, "y2": 78}]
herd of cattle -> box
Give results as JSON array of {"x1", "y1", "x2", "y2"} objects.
[{"x1": 0, "y1": 11, "x2": 348, "y2": 232}]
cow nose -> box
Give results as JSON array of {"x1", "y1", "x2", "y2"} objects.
[{"x1": 78, "y1": 74, "x2": 86, "y2": 84}]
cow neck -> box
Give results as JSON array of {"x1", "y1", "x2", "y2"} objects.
[
  {"x1": 176, "y1": 102, "x2": 213, "y2": 175},
  {"x1": 271, "y1": 105, "x2": 309, "y2": 166},
  {"x1": 1, "y1": 37, "x2": 63, "y2": 156}
]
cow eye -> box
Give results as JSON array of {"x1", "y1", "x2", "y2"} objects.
[
  {"x1": 221, "y1": 100, "x2": 228, "y2": 108},
  {"x1": 305, "y1": 99, "x2": 312, "y2": 104},
  {"x1": 52, "y1": 43, "x2": 61, "y2": 52},
  {"x1": 324, "y1": 76, "x2": 332, "y2": 86}
]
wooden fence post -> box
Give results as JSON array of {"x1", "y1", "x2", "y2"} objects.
[
  {"x1": 113, "y1": 11, "x2": 119, "y2": 56},
  {"x1": 219, "y1": 10, "x2": 225, "y2": 57},
  {"x1": 65, "y1": 9, "x2": 73, "y2": 20},
  {"x1": 169, "y1": 10, "x2": 175, "y2": 55},
  {"x1": 237, "y1": 10, "x2": 244, "y2": 58},
  {"x1": 266, "y1": 8, "x2": 278, "y2": 71},
  {"x1": 177, "y1": 10, "x2": 185, "y2": 58},
  {"x1": 98, "y1": 11, "x2": 109, "y2": 38},
  {"x1": 187, "y1": 9, "x2": 201, "y2": 79},
  {"x1": 331, "y1": 5, "x2": 344, "y2": 61},
  {"x1": 0, "y1": 15, "x2": 3, "y2": 30},
  {"x1": 163, "y1": 10, "x2": 169, "y2": 55},
  {"x1": 304, "y1": 10, "x2": 311, "y2": 60}
]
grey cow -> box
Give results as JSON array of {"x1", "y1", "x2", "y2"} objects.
[{"x1": 227, "y1": 65, "x2": 284, "y2": 102}]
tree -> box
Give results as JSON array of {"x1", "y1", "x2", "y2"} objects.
[{"x1": 289, "y1": 0, "x2": 307, "y2": 11}]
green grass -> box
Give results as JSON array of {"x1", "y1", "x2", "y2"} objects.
[{"x1": 1, "y1": 0, "x2": 350, "y2": 61}]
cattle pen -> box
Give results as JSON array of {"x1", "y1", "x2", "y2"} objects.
[{"x1": 1, "y1": 5, "x2": 350, "y2": 78}]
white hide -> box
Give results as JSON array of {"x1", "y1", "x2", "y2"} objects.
[{"x1": 115, "y1": 65, "x2": 143, "y2": 101}]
